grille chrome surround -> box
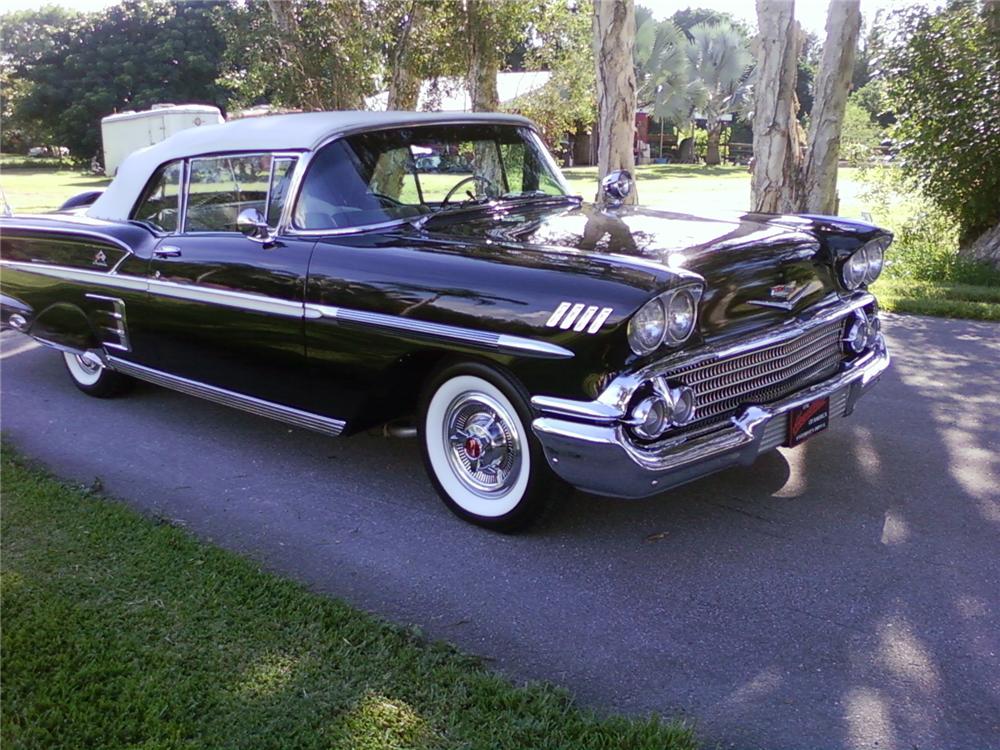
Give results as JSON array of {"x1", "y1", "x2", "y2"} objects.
[{"x1": 660, "y1": 319, "x2": 847, "y2": 430}]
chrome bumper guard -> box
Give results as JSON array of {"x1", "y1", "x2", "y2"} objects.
[{"x1": 531, "y1": 333, "x2": 890, "y2": 499}]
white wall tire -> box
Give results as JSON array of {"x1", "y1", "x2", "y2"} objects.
[
  {"x1": 64, "y1": 352, "x2": 103, "y2": 386},
  {"x1": 419, "y1": 365, "x2": 553, "y2": 531},
  {"x1": 62, "y1": 351, "x2": 132, "y2": 398}
]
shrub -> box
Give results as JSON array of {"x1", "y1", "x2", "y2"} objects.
[
  {"x1": 876, "y1": 3, "x2": 1000, "y2": 246},
  {"x1": 839, "y1": 98, "x2": 883, "y2": 166},
  {"x1": 861, "y1": 165, "x2": 1000, "y2": 286}
]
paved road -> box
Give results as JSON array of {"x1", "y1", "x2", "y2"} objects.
[{"x1": 2, "y1": 314, "x2": 998, "y2": 750}]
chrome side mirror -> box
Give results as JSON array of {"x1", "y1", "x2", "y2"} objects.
[
  {"x1": 600, "y1": 169, "x2": 633, "y2": 207},
  {"x1": 237, "y1": 207, "x2": 274, "y2": 243}
]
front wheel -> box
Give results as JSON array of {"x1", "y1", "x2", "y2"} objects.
[
  {"x1": 62, "y1": 351, "x2": 132, "y2": 398},
  {"x1": 419, "y1": 364, "x2": 554, "y2": 532}
]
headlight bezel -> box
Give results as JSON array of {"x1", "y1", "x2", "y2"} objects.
[
  {"x1": 862, "y1": 236, "x2": 888, "y2": 283},
  {"x1": 627, "y1": 297, "x2": 667, "y2": 356},
  {"x1": 841, "y1": 248, "x2": 868, "y2": 290},
  {"x1": 627, "y1": 285, "x2": 703, "y2": 356},
  {"x1": 841, "y1": 235, "x2": 891, "y2": 290},
  {"x1": 665, "y1": 287, "x2": 698, "y2": 345}
]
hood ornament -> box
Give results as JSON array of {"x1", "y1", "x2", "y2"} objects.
[{"x1": 600, "y1": 170, "x2": 633, "y2": 207}]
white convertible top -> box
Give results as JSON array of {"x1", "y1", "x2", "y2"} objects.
[{"x1": 86, "y1": 110, "x2": 534, "y2": 222}]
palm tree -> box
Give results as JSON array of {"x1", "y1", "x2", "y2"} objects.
[
  {"x1": 635, "y1": 17, "x2": 703, "y2": 126},
  {"x1": 685, "y1": 21, "x2": 752, "y2": 165}
]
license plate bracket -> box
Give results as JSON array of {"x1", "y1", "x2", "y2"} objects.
[{"x1": 786, "y1": 397, "x2": 830, "y2": 447}]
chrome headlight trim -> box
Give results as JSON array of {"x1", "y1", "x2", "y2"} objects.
[
  {"x1": 862, "y1": 236, "x2": 889, "y2": 284},
  {"x1": 628, "y1": 285, "x2": 703, "y2": 356},
  {"x1": 842, "y1": 235, "x2": 891, "y2": 289},
  {"x1": 842, "y1": 249, "x2": 867, "y2": 289},
  {"x1": 664, "y1": 286, "x2": 699, "y2": 345},
  {"x1": 627, "y1": 297, "x2": 667, "y2": 355}
]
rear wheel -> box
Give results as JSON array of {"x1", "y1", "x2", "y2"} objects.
[
  {"x1": 62, "y1": 351, "x2": 132, "y2": 398},
  {"x1": 419, "y1": 364, "x2": 553, "y2": 532}
]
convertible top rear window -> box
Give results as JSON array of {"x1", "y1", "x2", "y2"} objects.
[{"x1": 294, "y1": 124, "x2": 568, "y2": 231}]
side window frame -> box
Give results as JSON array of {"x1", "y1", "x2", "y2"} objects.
[
  {"x1": 265, "y1": 155, "x2": 299, "y2": 228},
  {"x1": 178, "y1": 151, "x2": 302, "y2": 236},
  {"x1": 129, "y1": 159, "x2": 185, "y2": 235}
]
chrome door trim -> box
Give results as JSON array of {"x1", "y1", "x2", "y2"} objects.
[
  {"x1": 0, "y1": 260, "x2": 148, "y2": 291},
  {"x1": 106, "y1": 356, "x2": 346, "y2": 437},
  {"x1": 304, "y1": 303, "x2": 574, "y2": 359},
  {"x1": 147, "y1": 276, "x2": 305, "y2": 318},
  {"x1": 0, "y1": 260, "x2": 307, "y2": 318}
]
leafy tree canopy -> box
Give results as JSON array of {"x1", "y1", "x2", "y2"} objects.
[
  {"x1": 217, "y1": 0, "x2": 384, "y2": 112},
  {"x1": 6, "y1": 1, "x2": 227, "y2": 157},
  {"x1": 669, "y1": 6, "x2": 754, "y2": 39},
  {"x1": 876, "y1": 1, "x2": 1000, "y2": 244},
  {"x1": 507, "y1": 0, "x2": 596, "y2": 146}
]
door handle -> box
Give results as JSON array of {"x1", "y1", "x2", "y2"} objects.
[{"x1": 154, "y1": 246, "x2": 182, "y2": 258}]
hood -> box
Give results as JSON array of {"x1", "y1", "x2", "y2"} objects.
[{"x1": 423, "y1": 202, "x2": 858, "y2": 340}]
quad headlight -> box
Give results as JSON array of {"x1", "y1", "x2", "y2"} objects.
[
  {"x1": 628, "y1": 381, "x2": 697, "y2": 439},
  {"x1": 628, "y1": 298, "x2": 666, "y2": 354},
  {"x1": 627, "y1": 286, "x2": 702, "y2": 356},
  {"x1": 666, "y1": 288, "x2": 697, "y2": 343},
  {"x1": 841, "y1": 235, "x2": 891, "y2": 290}
]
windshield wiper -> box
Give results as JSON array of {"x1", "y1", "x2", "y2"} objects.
[{"x1": 498, "y1": 191, "x2": 582, "y2": 204}]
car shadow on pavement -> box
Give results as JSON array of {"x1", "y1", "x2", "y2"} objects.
[
  {"x1": 527, "y1": 314, "x2": 999, "y2": 750},
  {"x1": 1, "y1": 316, "x2": 997, "y2": 750}
]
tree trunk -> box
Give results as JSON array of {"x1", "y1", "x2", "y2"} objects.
[
  {"x1": 705, "y1": 124, "x2": 722, "y2": 166},
  {"x1": 466, "y1": 0, "x2": 499, "y2": 111},
  {"x1": 592, "y1": 0, "x2": 638, "y2": 205},
  {"x1": 799, "y1": 0, "x2": 861, "y2": 214},
  {"x1": 751, "y1": 0, "x2": 802, "y2": 213},
  {"x1": 962, "y1": 221, "x2": 1000, "y2": 268},
  {"x1": 386, "y1": 1, "x2": 424, "y2": 111}
]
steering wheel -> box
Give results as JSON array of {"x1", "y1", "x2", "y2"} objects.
[{"x1": 440, "y1": 175, "x2": 500, "y2": 206}]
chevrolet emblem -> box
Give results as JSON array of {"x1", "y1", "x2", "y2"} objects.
[{"x1": 748, "y1": 281, "x2": 809, "y2": 311}]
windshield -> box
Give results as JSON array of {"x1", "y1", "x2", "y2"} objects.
[{"x1": 294, "y1": 124, "x2": 570, "y2": 230}]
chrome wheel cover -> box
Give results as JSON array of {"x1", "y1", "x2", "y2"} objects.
[
  {"x1": 75, "y1": 354, "x2": 101, "y2": 374},
  {"x1": 443, "y1": 391, "x2": 522, "y2": 497},
  {"x1": 64, "y1": 351, "x2": 104, "y2": 386}
]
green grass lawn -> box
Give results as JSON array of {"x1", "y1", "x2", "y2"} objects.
[
  {"x1": 871, "y1": 279, "x2": 1000, "y2": 320},
  {"x1": 0, "y1": 448, "x2": 697, "y2": 750},
  {"x1": 0, "y1": 167, "x2": 109, "y2": 213},
  {"x1": 563, "y1": 164, "x2": 869, "y2": 219}
]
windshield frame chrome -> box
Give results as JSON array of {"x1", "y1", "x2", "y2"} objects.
[{"x1": 280, "y1": 120, "x2": 572, "y2": 238}]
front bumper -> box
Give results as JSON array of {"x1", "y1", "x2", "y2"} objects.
[{"x1": 531, "y1": 334, "x2": 890, "y2": 499}]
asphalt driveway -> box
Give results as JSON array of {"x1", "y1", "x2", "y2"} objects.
[{"x1": 2, "y1": 314, "x2": 997, "y2": 750}]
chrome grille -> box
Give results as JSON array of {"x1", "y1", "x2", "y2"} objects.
[{"x1": 664, "y1": 319, "x2": 847, "y2": 429}]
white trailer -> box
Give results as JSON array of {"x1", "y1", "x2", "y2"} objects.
[{"x1": 100, "y1": 104, "x2": 223, "y2": 176}]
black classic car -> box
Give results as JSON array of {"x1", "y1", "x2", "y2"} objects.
[{"x1": 0, "y1": 112, "x2": 891, "y2": 530}]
